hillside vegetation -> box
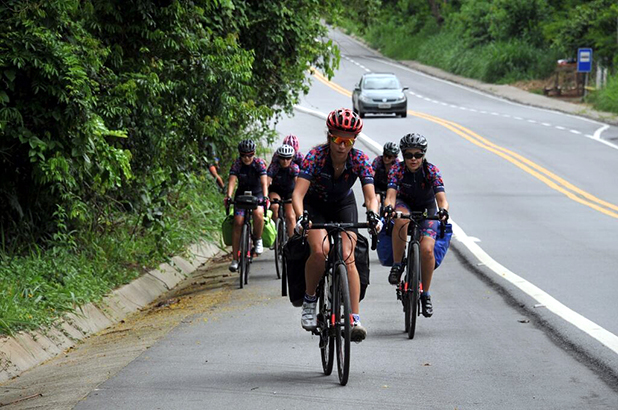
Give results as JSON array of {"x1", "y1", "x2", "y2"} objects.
[
  {"x1": 337, "y1": 0, "x2": 618, "y2": 113},
  {"x1": 0, "y1": 0, "x2": 339, "y2": 334}
]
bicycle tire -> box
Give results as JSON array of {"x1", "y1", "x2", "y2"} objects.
[
  {"x1": 244, "y1": 224, "x2": 252, "y2": 285},
  {"x1": 334, "y1": 263, "x2": 351, "y2": 386},
  {"x1": 274, "y1": 219, "x2": 284, "y2": 279},
  {"x1": 407, "y1": 241, "x2": 421, "y2": 339},
  {"x1": 318, "y1": 280, "x2": 334, "y2": 375},
  {"x1": 239, "y1": 223, "x2": 249, "y2": 289}
]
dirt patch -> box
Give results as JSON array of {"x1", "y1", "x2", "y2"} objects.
[{"x1": 0, "y1": 258, "x2": 237, "y2": 409}]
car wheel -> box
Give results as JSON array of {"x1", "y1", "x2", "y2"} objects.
[
  {"x1": 401, "y1": 111, "x2": 407, "y2": 118},
  {"x1": 359, "y1": 110, "x2": 365, "y2": 118}
]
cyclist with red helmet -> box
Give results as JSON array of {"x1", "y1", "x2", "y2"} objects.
[
  {"x1": 280, "y1": 134, "x2": 304, "y2": 167},
  {"x1": 225, "y1": 139, "x2": 269, "y2": 272},
  {"x1": 372, "y1": 141, "x2": 400, "y2": 205},
  {"x1": 292, "y1": 108, "x2": 382, "y2": 343},
  {"x1": 383, "y1": 133, "x2": 449, "y2": 317},
  {"x1": 268, "y1": 144, "x2": 299, "y2": 237}
]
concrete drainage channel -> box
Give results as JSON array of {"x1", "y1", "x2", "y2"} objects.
[{"x1": 0, "y1": 240, "x2": 224, "y2": 385}]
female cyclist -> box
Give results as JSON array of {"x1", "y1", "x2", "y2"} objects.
[
  {"x1": 281, "y1": 134, "x2": 304, "y2": 167},
  {"x1": 292, "y1": 108, "x2": 381, "y2": 343},
  {"x1": 372, "y1": 141, "x2": 400, "y2": 206},
  {"x1": 268, "y1": 144, "x2": 299, "y2": 237},
  {"x1": 225, "y1": 139, "x2": 269, "y2": 272},
  {"x1": 384, "y1": 133, "x2": 449, "y2": 317}
]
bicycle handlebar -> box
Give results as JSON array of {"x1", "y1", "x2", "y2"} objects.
[
  {"x1": 306, "y1": 221, "x2": 378, "y2": 250},
  {"x1": 388, "y1": 211, "x2": 448, "y2": 237},
  {"x1": 270, "y1": 198, "x2": 292, "y2": 205}
]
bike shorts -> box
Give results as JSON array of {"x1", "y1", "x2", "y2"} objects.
[
  {"x1": 269, "y1": 187, "x2": 293, "y2": 200},
  {"x1": 304, "y1": 192, "x2": 358, "y2": 233},
  {"x1": 394, "y1": 199, "x2": 439, "y2": 240},
  {"x1": 234, "y1": 194, "x2": 264, "y2": 218}
]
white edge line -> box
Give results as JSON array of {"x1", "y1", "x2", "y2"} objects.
[
  {"x1": 294, "y1": 102, "x2": 618, "y2": 356},
  {"x1": 593, "y1": 125, "x2": 609, "y2": 139}
]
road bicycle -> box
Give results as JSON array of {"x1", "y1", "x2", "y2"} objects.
[
  {"x1": 271, "y1": 197, "x2": 292, "y2": 295},
  {"x1": 305, "y1": 220, "x2": 375, "y2": 386},
  {"x1": 390, "y1": 211, "x2": 444, "y2": 339},
  {"x1": 227, "y1": 193, "x2": 262, "y2": 289}
]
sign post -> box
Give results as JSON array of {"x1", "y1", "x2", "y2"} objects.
[{"x1": 577, "y1": 48, "x2": 592, "y2": 97}]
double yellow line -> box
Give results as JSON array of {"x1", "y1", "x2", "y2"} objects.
[{"x1": 312, "y1": 70, "x2": 618, "y2": 219}]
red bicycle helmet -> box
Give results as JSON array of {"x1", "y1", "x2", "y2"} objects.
[{"x1": 326, "y1": 108, "x2": 363, "y2": 135}]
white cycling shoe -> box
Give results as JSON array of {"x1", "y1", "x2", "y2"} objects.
[
  {"x1": 255, "y1": 239, "x2": 263, "y2": 255},
  {"x1": 301, "y1": 301, "x2": 318, "y2": 331}
]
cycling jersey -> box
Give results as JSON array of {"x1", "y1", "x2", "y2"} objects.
[
  {"x1": 372, "y1": 155, "x2": 400, "y2": 192},
  {"x1": 387, "y1": 160, "x2": 444, "y2": 211},
  {"x1": 267, "y1": 161, "x2": 299, "y2": 197},
  {"x1": 300, "y1": 145, "x2": 374, "y2": 202},
  {"x1": 272, "y1": 151, "x2": 304, "y2": 168},
  {"x1": 229, "y1": 157, "x2": 267, "y2": 196}
]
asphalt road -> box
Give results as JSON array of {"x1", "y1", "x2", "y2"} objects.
[{"x1": 5, "y1": 29, "x2": 618, "y2": 409}]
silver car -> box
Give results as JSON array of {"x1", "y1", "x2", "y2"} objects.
[{"x1": 352, "y1": 73, "x2": 408, "y2": 118}]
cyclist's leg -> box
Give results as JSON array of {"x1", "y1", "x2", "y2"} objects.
[
  {"x1": 269, "y1": 191, "x2": 281, "y2": 221},
  {"x1": 284, "y1": 201, "x2": 295, "y2": 238},
  {"x1": 252, "y1": 204, "x2": 264, "y2": 239},
  {"x1": 232, "y1": 210, "x2": 245, "y2": 264},
  {"x1": 391, "y1": 201, "x2": 411, "y2": 263},
  {"x1": 305, "y1": 228, "x2": 329, "y2": 295},
  {"x1": 419, "y1": 235, "x2": 436, "y2": 291}
]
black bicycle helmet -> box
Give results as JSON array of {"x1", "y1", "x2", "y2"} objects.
[
  {"x1": 399, "y1": 133, "x2": 427, "y2": 153},
  {"x1": 276, "y1": 144, "x2": 295, "y2": 159},
  {"x1": 238, "y1": 139, "x2": 256, "y2": 154},
  {"x1": 383, "y1": 142, "x2": 400, "y2": 157}
]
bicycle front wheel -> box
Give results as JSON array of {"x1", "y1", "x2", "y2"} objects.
[
  {"x1": 334, "y1": 263, "x2": 351, "y2": 386},
  {"x1": 406, "y1": 241, "x2": 421, "y2": 339},
  {"x1": 318, "y1": 279, "x2": 334, "y2": 375},
  {"x1": 239, "y1": 223, "x2": 249, "y2": 289}
]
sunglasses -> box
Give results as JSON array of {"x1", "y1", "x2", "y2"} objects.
[
  {"x1": 240, "y1": 152, "x2": 254, "y2": 158},
  {"x1": 330, "y1": 135, "x2": 355, "y2": 147},
  {"x1": 403, "y1": 152, "x2": 424, "y2": 160}
]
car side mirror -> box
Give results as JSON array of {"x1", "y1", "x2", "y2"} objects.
[
  {"x1": 354, "y1": 84, "x2": 361, "y2": 91},
  {"x1": 402, "y1": 86, "x2": 409, "y2": 91}
]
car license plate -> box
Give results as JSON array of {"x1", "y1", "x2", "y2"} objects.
[{"x1": 378, "y1": 103, "x2": 391, "y2": 109}]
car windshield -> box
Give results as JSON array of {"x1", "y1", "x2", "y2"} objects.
[{"x1": 363, "y1": 77, "x2": 400, "y2": 90}]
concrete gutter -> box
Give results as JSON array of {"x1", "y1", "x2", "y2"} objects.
[{"x1": 0, "y1": 240, "x2": 222, "y2": 383}]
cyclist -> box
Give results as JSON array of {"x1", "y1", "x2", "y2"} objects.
[
  {"x1": 383, "y1": 133, "x2": 449, "y2": 317},
  {"x1": 292, "y1": 108, "x2": 381, "y2": 343},
  {"x1": 205, "y1": 144, "x2": 225, "y2": 191},
  {"x1": 281, "y1": 134, "x2": 304, "y2": 167},
  {"x1": 372, "y1": 142, "x2": 400, "y2": 206},
  {"x1": 268, "y1": 144, "x2": 299, "y2": 237},
  {"x1": 225, "y1": 139, "x2": 269, "y2": 272}
]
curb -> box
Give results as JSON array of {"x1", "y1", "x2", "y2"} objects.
[{"x1": 0, "y1": 240, "x2": 223, "y2": 383}]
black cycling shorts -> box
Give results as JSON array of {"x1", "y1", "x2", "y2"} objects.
[
  {"x1": 269, "y1": 186, "x2": 293, "y2": 200},
  {"x1": 304, "y1": 192, "x2": 358, "y2": 231}
]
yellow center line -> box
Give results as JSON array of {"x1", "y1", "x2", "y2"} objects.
[{"x1": 311, "y1": 70, "x2": 618, "y2": 219}]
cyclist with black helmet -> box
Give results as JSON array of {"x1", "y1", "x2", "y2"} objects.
[
  {"x1": 384, "y1": 133, "x2": 449, "y2": 317},
  {"x1": 225, "y1": 139, "x2": 269, "y2": 272},
  {"x1": 292, "y1": 108, "x2": 382, "y2": 343},
  {"x1": 268, "y1": 144, "x2": 299, "y2": 237},
  {"x1": 372, "y1": 142, "x2": 400, "y2": 206}
]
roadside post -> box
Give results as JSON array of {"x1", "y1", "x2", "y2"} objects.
[{"x1": 577, "y1": 48, "x2": 592, "y2": 98}]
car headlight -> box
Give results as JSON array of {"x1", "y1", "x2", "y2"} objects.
[
  {"x1": 396, "y1": 94, "x2": 406, "y2": 102},
  {"x1": 359, "y1": 95, "x2": 372, "y2": 103}
]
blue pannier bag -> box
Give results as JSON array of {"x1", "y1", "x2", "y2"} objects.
[
  {"x1": 434, "y1": 223, "x2": 453, "y2": 269},
  {"x1": 376, "y1": 228, "x2": 394, "y2": 267},
  {"x1": 376, "y1": 221, "x2": 453, "y2": 269}
]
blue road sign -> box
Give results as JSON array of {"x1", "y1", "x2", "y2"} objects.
[{"x1": 577, "y1": 48, "x2": 592, "y2": 73}]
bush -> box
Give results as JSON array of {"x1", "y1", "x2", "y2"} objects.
[{"x1": 588, "y1": 73, "x2": 618, "y2": 114}]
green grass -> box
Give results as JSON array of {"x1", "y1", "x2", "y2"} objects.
[
  {"x1": 0, "y1": 174, "x2": 225, "y2": 335},
  {"x1": 587, "y1": 73, "x2": 618, "y2": 114}
]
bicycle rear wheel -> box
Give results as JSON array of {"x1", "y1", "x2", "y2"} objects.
[
  {"x1": 406, "y1": 241, "x2": 421, "y2": 339},
  {"x1": 334, "y1": 263, "x2": 351, "y2": 386},
  {"x1": 239, "y1": 223, "x2": 249, "y2": 289},
  {"x1": 318, "y1": 279, "x2": 334, "y2": 375},
  {"x1": 274, "y1": 218, "x2": 284, "y2": 279},
  {"x1": 244, "y1": 226, "x2": 252, "y2": 285}
]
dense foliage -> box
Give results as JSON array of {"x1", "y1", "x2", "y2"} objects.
[
  {"x1": 338, "y1": 0, "x2": 618, "y2": 99},
  {"x1": 0, "y1": 0, "x2": 338, "y2": 333}
]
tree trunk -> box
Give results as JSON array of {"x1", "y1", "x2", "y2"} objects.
[{"x1": 427, "y1": 0, "x2": 444, "y2": 25}]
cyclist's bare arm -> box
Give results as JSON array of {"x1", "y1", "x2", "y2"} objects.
[
  {"x1": 292, "y1": 178, "x2": 310, "y2": 218},
  {"x1": 261, "y1": 174, "x2": 269, "y2": 198},
  {"x1": 226, "y1": 175, "x2": 238, "y2": 198},
  {"x1": 385, "y1": 187, "x2": 397, "y2": 210},
  {"x1": 362, "y1": 184, "x2": 379, "y2": 214}
]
